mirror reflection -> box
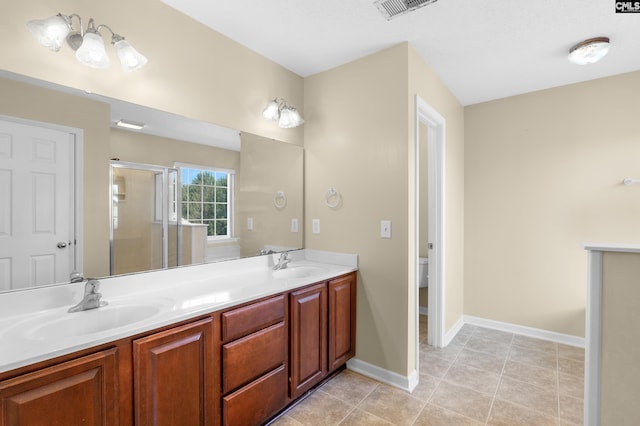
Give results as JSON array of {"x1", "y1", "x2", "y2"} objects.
[{"x1": 0, "y1": 71, "x2": 303, "y2": 293}]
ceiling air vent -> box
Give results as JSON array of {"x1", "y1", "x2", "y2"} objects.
[{"x1": 374, "y1": 0, "x2": 438, "y2": 20}]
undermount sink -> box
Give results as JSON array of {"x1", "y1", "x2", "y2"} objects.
[
  {"x1": 23, "y1": 303, "x2": 163, "y2": 340},
  {"x1": 272, "y1": 265, "x2": 328, "y2": 280}
]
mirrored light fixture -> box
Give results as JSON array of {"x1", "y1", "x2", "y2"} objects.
[
  {"x1": 27, "y1": 13, "x2": 147, "y2": 72},
  {"x1": 568, "y1": 37, "x2": 610, "y2": 65},
  {"x1": 262, "y1": 98, "x2": 305, "y2": 128}
]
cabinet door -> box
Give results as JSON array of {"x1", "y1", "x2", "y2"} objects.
[
  {"x1": 328, "y1": 273, "x2": 357, "y2": 371},
  {"x1": 289, "y1": 282, "x2": 327, "y2": 399},
  {"x1": 133, "y1": 317, "x2": 215, "y2": 426},
  {"x1": 0, "y1": 348, "x2": 119, "y2": 426}
]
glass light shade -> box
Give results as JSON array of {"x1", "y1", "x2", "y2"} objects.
[
  {"x1": 27, "y1": 15, "x2": 70, "y2": 52},
  {"x1": 262, "y1": 100, "x2": 280, "y2": 121},
  {"x1": 75, "y1": 32, "x2": 110, "y2": 69},
  {"x1": 114, "y1": 39, "x2": 148, "y2": 72},
  {"x1": 568, "y1": 38, "x2": 610, "y2": 65},
  {"x1": 278, "y1": 106, "x2": 304, "y2": 128}
]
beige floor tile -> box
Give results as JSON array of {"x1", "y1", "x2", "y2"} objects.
[
  {"x1": 496, "y1": 376, "x2": 559, "y2": 417},
  {"x1": 502, "y1": 359, "x2": 558, "y2": 390},
  {"x1": 472, "y1": 328, "x2": 514, "y2": 345},
  {"x1": 338, "y1": 408, "x2": 394, "y2": 426},
  {"x1": 319, "y1": 370, "x2": 379, "y2": 406},
  {"x1": 559, "y1": 394, "x2": 583, "y2": 425},
  {"x1": 458, "y1": 324, "x2": 479, "y2": 336},
  {"x1": 419, "y1": 351, "x2": 454, "y2": 378},
  {"x1": 508, "y1": 345, "x2": 557, "y2": 370},
  {"x1": 456, "y1": 348, "x2": 507, "y2": 374},
  {"x1": 420, "y1": 340, "x2": 465, "y2": 361},
  {"x1": 429, "y1": 381, "x2": 493, "y2": 423},
  {"x1": 286, "y1": 392, "x2": 354, "y2": 425},
  {"x1": 358, "y1": 384, "x2": 425, "y2": 426},
  {"x1": 444, "y1": 362, "x2": 501, "y2": 395},
  {"x1": 488, "y1": 399, "x2": 558, "y2": 426},
  {"x1": 413, "y1": 404, "x2": 484, "y2": 426},
  {"x1": 269, "y1": 414, "x2": 304, "y2": 425},
  {"x1": 411, "y1": 373, "x2": 441, "y2": 401},
  {"x1": 511, "y1": 335, "x2": 558, "y2": 355},
  {"x1": 558, "y1": 344, "x2": 584, "y2": 362},
  {"x1": 558, "y1": 357, "x2": 584, "y2": 378},
  {"x1": 558, "y1": 372, "x2": 583, "y2": 399},
  {"x1": 465, "y1": 335, "x2": 511, "y2": 357}
]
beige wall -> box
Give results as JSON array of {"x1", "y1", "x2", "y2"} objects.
[
  {"x1": 304, "y1": 43, "x2": 464, "y2": 376},
  {"x1": 601, "y1": 251, "x2": 640, "y2": 424},
  {"x1": 1, "y1": 0, "x2": 303, "y2": 146},
  {"x1": 464, "y1": 71, "x2": 640, "y2": 337}
]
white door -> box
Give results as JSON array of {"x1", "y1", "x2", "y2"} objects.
[{"x1": 0, "y1": 118, "x2": 75, "y2": 291}]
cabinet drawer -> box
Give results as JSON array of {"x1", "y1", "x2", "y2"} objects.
[
  {"x1": 222, "y1": 321, "x2": 286, "y2": 393},
  {"x1": 221, "y1": 294, "x2": 285, "y2": 341},
  {"x1": 222, "y1": 365, "x2": 287, "y2": 426}
]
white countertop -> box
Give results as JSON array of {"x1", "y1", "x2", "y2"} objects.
[{"x1": 0, "y1": 249, "x2": 357, "y2": 373}]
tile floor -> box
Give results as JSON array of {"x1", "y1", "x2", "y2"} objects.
[{"x1": 271, "y1": 315, "x2": 584, "y2": 425}]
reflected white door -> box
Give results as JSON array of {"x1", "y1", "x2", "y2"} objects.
[{"x1": 0, "y1": 118, "x2": 75, "y2": 291}]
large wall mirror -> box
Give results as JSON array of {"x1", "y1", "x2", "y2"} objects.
[{"x1": 0, "y1": 70, "x2": 303, "y2": 293}]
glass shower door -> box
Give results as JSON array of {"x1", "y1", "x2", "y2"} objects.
[{"x1": 110, "y1": 162, "x2": 180, "y2": 275}]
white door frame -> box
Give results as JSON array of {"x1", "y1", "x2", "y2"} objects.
[
  {"x1": 414, "y1": 95, "x2": 446, "y2": 355},
  {"x1": 0, "y1": 114, "x2": 83, "y2": 282}
]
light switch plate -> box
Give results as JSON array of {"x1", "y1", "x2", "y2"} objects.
[
  {"x1": 291, "y1": 218, "x2": 299, "y2": 233},
  {"x1": 380, "y1": 220, "x2": 391, "y2": 238},
  {"x1": 312, "y1": 219, "x2": 320, "y2": 234},
  {"x1": 247, "y1": 217, "x2": 253, "y2": 231}
]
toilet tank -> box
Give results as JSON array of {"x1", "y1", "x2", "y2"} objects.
[{"x1": 419, "y1": 257, "x2": 429, "y2": 288}]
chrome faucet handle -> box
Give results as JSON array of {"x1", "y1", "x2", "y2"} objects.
[{"x1": 69, "y1": 271, "x2": 84, "y2": 283}]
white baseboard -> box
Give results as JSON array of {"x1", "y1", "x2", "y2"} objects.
[
  {"x1": 463, "y1": 315, "x2": 585, "y2": 348},
  {"x1": 346, "y1": 358, "x2": 418, "y2": 392},
  {"x1": 443, "y1": 316, "x2": 465, "y2": 346}
]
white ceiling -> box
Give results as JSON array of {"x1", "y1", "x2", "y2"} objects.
[{"x1": 161, "y1": 0, "x2": 640, "y2": 106}]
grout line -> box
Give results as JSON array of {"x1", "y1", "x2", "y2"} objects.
[{"x1": 484, "y1": 334, "x2": 512, "y2": 425}]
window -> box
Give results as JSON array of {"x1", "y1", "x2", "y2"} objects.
[{"x1": 178, "y1": 164, "x2": 233, "y2": 239}]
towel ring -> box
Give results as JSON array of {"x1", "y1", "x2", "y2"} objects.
[
  {"x1": 325, "y1": 187, "x2": 342, "y2": 209},
  {"x1": 274, "y1": 190, "x2": 287, "y2": 209}
]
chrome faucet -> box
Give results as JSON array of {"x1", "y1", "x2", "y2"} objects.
[
  {"x1": 68, "y1": 279, "x2": 108, "y2": 312},
  {"x1": 273, "y1": 251, "x2": 290, "y2": 270}
]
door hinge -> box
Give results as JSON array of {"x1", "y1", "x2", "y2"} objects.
[{"x1": 428, "y1": 243, "x2": 433, "y2": 249}]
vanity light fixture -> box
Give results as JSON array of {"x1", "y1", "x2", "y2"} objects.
[
  {"x1": 115, "y1": 119, "x2": 145, "y2": 130},
  {"x1": 567, "y1": 37, "x2": 610, "y2": 65},
  {"x1": 27, "y1": 13, "x2": 148, "y2": 72},
  {"x1": 262, "y1": 98, "x2": 305, "y2": 128}
]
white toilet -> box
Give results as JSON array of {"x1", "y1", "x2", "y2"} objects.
[{"x1": 418, "y1": 257, "x2": 429, "y2": 288}]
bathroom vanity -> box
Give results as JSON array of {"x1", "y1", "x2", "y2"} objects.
[{"x1": 0, "y1": 250, "x2": 357, "y2": 426}]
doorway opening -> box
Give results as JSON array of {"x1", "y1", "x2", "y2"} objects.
[{"x1": 414, "y1": 95, "x2": 446, "y2": 367}]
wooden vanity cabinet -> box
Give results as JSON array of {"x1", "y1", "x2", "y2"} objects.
[
  {"x1": 328, "y1": 273, "x2": 357, "y2": 371},
  {"x1": 133, "y1": 317, "x2": 217, "y2": 426},
  {"x1": 220, "y1": 295, "x2": 287, "y2": 426},
  {"x1": 289, "y1": 282, "x2": 328, "y2": 399},
  {"x1": 0, "y1": 348, "x2": 119, "y2": 426}
]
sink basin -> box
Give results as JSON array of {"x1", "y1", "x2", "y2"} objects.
[
  {"x1": 23, "y1": 303, "x2": 163, "y2": 340},
  {"x1": 272, "y1": 266, "x2": 328, "y2": 279}
]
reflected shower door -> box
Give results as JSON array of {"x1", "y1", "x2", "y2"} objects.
[{"x1": 110, "y1": 162, "x2": 180, "y2": 275}]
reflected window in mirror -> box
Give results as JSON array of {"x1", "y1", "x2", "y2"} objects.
[{"x1": 177, "y1": 163, "x2": 234, "y2": 240}]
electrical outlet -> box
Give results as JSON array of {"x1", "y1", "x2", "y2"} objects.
[
  {"x1": 247, "y1": 217, "x2": 253, "y2": 231},
  {"x1": 380, "y1": 220, "x2": 391, "y2": 238},
  {"x1": 291, "y1": 218, "x2": 299, "y2": 233},
  {"x1": 312, "y1": 219, "x2": 320, "y2": 234}
]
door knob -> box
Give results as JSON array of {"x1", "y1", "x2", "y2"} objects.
[{"x1": 57, "y1": 241, "x2": 68, "y2": 249}]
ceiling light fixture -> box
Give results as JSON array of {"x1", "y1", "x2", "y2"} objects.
[
  {"x1": 27, "y1": 13, "x2": 148, "y2": 72},
  {"x1": 115, "y1": 119, "x2": 145, "y2": 130},
  {"x1": 262, "y1": 98, "x2": 305, "y2": 128},
  {"x1": 567, "y1": 37, "x2": 610, "y2": 65}
]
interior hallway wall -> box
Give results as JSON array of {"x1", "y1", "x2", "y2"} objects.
[{"x1": 464, "y1": 71, "x2": 640, "y2": 337}]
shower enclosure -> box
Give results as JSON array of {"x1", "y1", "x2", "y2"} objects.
[{"x1": 110, "y1": 161, "x2": 181, "y2": 275}]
